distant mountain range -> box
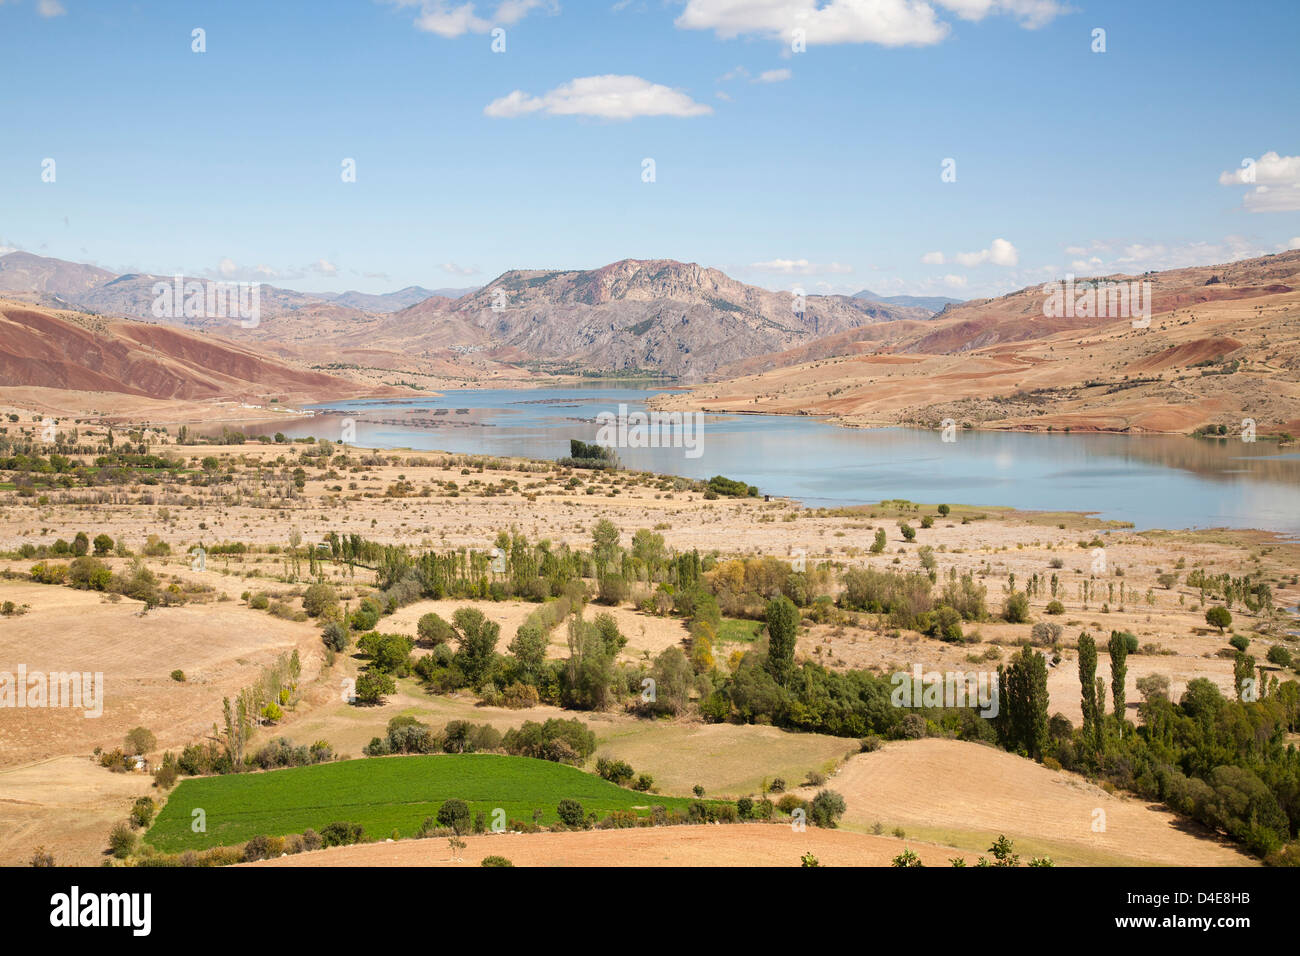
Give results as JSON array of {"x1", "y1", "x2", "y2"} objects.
[
  {"x1": 0, "y1": 252, "x2": 478, "y2": 318},
  {"x1": 0, "y1": 252, "x2": 929, "y2": 379},
  {"x1": 852, "y1": 288, "x2": 965, "y2": 313}
]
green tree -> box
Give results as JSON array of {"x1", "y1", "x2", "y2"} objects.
[
  {"x1": 1077, "y1": 632, "x2": 1100, "y2": 754},
  {"x1": 1205, "y1": 605, "x2": 1232, "y2": 633},
  {"x1": 452, "y1": 607, "x2": 501, "y2": 686},
  {"x1": 1107, "y1": 630, "x2": 1129, "y2": 730},
  {"x1": 764, "y1": 596, "x2": 800, "y2": 685},
  {"x1": 436, "y1": 799, "x2": 471, "y2": 835}
]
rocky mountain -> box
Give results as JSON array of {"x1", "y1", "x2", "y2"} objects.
[{"x1": 390, "y1": 259, "x2": 929, "y2": 378}]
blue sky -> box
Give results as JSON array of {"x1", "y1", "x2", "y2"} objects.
[{"x1": 2, "y1": 0, "x2": 1298, "y2": 299}]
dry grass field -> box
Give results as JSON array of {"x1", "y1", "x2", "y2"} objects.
[
  {"x1": 245, "y1": 822, "x2": 967, "y2": 868},
  {"x1": 0, "y1": 429, "x2": 1295, "y2": 867},
  {"x1": 797, "y1": 739, "x2": 1255, "y2": 867}
]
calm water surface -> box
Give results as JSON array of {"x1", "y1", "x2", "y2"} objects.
[{"x1": 253, "y1": 386, "x2": 1300, "y2": 534}]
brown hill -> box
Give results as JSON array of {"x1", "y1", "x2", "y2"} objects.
[
  {"x1": 653, "y1": 250, "x2": 1300, "y2": 435},
  {"x1": 0, "y1": 301, "x2": 387, "y2": 405}
]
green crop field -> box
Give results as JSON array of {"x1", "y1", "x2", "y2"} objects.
[{"x1": 146, "y1": 754, "x2": 704, "y2": 852}]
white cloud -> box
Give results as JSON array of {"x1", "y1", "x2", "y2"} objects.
[
  {"x1": 441, "y1": 262, "x2": 481, "y2": 276},
  {"x1": 1059, "y1": 235, "x2": 1278, "y2": 275},
  {"x1": 1218, "y1": 151, "x2": 1300, "y2": 213},
  {"x1": 1286, "y1": 237, "x2": 1300, "y2": 251},
  {"x1": 942, "y1": 274, "x2": 968, "y2": 288},
  {"x1": 750, "y1": 258, "x2": 853, "y2": 275},
  {"x1": 921, "y1": 251, "x2": 945, "y2": 264},
  {"x1": 937, "y1": 0, "x2": 1066, "y2": 27},
  {"x1": 952, "y1": 238, "x2": 1018, "y2": 267},
  {"x1": 218, "y1": 257, "x2": 238, "y2": 277},
  {"x1": 382, "y1": 0, "x2": 556, "y2": 38},
  {"x1": 757, "y1": 68, "x2": 792, "y2": 83},
  {"x1": 37, "y1": 0, "x2": 66, "y2": 17},
  {"x1": 485, "y1": 75, "x2": 712, "y2": 119},
  {"x1": 676, "y1": 0, "x2": 1065, "y2": 47}
]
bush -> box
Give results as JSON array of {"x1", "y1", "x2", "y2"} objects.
[
  {"x1": 596, "y1": 757, "x2": 635, "y2": 786},
  {"x1": 556, "y1": 799, "x2": 585, "y2": 827},
  {"x1": 319, "y1": 822, "x2": 365, "y2": 847},
  {"x1": 1266, "y1": 645, "x2": 1292, "y2": 667},
  {"x1": 1228, "y1": 633, "x2": 1249, "y2": 652},
  {"x1": 417, "y1": 612, "x2": 456, "y2": 645},
  {"x1": 130, "y1": 796, "x2": 156, "y2": 828},
  {"x1": 322, "y1": 621, "x2": 349, "y2": 652},
  {"x1": 124, "y1": 726, "x2": 156, "y2": 756},
  {"x1": 302, "y1": 582, "x2": 338, "y2": 618},
  {"x1": 436, "y1": 799, "x2": 471, "y2": 834},
  {"x1": 109, "y1": 823, "x2": 137, "y2": 859},
  {"x1": 170, "y1": 669, "x2": 185, "y2": 682},
  {"x1": 1002, "y1": 591, "x2": 1030, "y2": 624},
  {"x1": 808, "y1": 789, "x2": 847, "y2": 828},
  {"x1": 1045, "y1": 600, "x2": 1065, "y2": 615},
  {"x1": 1206, "y1": 606, "x2": 1232, "y2": 633},
  {"x1": 481, "y1": 855, "x2": 514, "y2": 867}
]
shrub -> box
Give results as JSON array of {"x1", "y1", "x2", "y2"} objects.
[
  {"x1": 124, "y1": 727, "x2": 156, "y2": 756},
  {"x1": 319, "y1": 822, "x2": 365, "y2": 847},
  {"x1": 302, "y1": 582, "x2": 339, "y2": 618},
  {"x1": 170, "y1": 669, "x2": 185, "y2": 682},
  {"x1": 1206, "y1": 606, "x2": 1232, "y2": 633},
  {"x1": 1228, "y1": 633, "x2": 1249, "y2": 652},
  {"x1": 1266, "y1": 645, "x2": 1292, "y2": 667},
  {"x1": 109, "y1": 823, "x2": 137, "y2": 859},
  {"x1": 321, "y1": 621, "x2": 349, "y2": 652},
  {"x1": 417, "y1": 612, "x2": 456, "y2": 645},
  {"x1": 556, "y1": 799, "x2": 585, "y2": 827},
  {"x1": 596, "y1": 757, "x2": 635, "y2": 785},
  {"x1": 1002, "y1": 591, "x2": 1030, "y2": 624},
  {"x1": 1045, "y1": 600, "x2": 1065, "y2": 615},
  {"x1": 436, "y1": 799, "x2": 471, "y2": 834},
  {"x1": 481, "y1": 855, "x2": 514, "y2": 867},
  {"x1": 129, "y1": 796, "x2": 156, "y2": 828},
  {"x1": 808, "y1": 789, "x2": 847, "y2": 828}
]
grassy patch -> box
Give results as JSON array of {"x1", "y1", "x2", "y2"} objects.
[
  {"x1": 716, "y1": 617, "x2": 762, "y2": 644},
  {"x1": 145, "y1": 754, "x2": 703, "y2": 852}
]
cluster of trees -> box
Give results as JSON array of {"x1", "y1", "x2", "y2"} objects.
[{"x1": 988, "y1": 630, "x2": 1300, "y2": 861}]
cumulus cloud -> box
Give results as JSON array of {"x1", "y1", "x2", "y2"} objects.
[
  {"x1": 37, "y1": 0, "x2": 66, "y2": 17},
  {"x1": 381, "y1": 0, "x2": 556, "y2": 38},
  {"x1": 676, "y1": 0, "x2": 1065, "y2": 47},
  {"x1": 921, "y1": 251, "x2": 945, "y2": 264},
  {"x1": 757, "y1": 68, "x2": 792, "y2": 83},
  {"x1": 952, "y1": 238, "x2": 1018, "y2": 267},
  {"x1": 485, "y1": 75, "x2": 712, "y2": 119},
  {"x1": 750, "y1": 258, "x2": 853, "y2": 275},
  {"x1": 942, "y1": 274, "x2": 967, "y2": 288},
  {"x1": 1218, "y1": 151, "x2": 1300, "y2": 212}
]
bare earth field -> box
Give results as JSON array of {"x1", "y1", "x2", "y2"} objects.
[
  {"x1": 1, "y1": 430, "x2": 1295, "y2": 867},
  {"x1": 245, "y1": 822, "x2": 968, "y2": 868},
  {"x1": 799, "y1": 739, "x2": 1254, "y2": 867}
]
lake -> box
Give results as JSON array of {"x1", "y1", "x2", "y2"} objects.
[{"x1": 251, "y1": 386, "x2": 1300, "y2": 535}]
